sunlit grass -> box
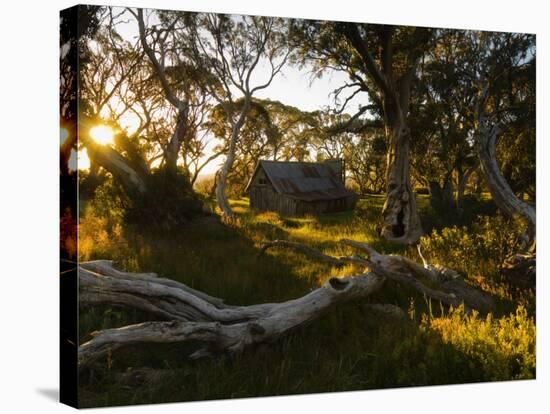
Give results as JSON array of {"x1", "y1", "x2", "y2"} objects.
[
  {"x1": 421, "y1": 305, "x2": 536, "y2": 380},
  {"x1": 77, "y1": 190, "x2": 536, "y2": 407}
]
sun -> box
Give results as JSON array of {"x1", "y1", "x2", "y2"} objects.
[{"x1": 90, "y1": 125, "x2": 115, "y2": 145}]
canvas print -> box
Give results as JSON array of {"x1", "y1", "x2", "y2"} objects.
[{"x1": 60, "y1": 4, "x2": 536, "y2": 408}]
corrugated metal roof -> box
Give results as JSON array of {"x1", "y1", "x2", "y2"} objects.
[{"x1": 246, "y1": 160, "x2": 357, "y2": 202}]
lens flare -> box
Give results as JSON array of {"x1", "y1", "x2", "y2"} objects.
[{"x1": 90, "y1": 125, "x2": 115, "y2": 145}]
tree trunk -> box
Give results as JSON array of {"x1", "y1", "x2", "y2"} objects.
[
  {"x1": 456, "y1": 165, "x2": 476, "y2": 215},
  {"x1": 380, "y1": 115, "x2": 423, "y2": 244},
  {"x1": 215, "y1": 99, "x2": 251, "y2": 220},
  {"x1": 338, "y1": 23, "x2": 425, "y2": 245},
  {"x1": 83, "y1": 131, "x2": 204, "y2": 228},
  {"x1": 476, "y1": 87, "x2": 536, "y2": 283},
  {"x1": 428, "y1": 169, "x2": 454, "y2": 215},
  {"x1": 78, "y1": 240, "x2": 493, "y2": 366},
  {"x1": 84, "y1": 138, "x2": 147, "y2": 195},
  {"x1": 164, "y1": 104, "x2": 189, "y2": 177},
  {"x1": 476, "y1": 105, "x2": 535, "y2": 237}
]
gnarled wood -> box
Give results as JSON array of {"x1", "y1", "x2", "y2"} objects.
[
  {"x1": 84, "y1": 138, "x2": 147, "y2": 194},
  {"x1": 79, "y1": 267, "x2": 384, "y2": 366},
  {"x1": 80, "y1": 263, "x2": 275, "y2": 323},
  {"x1": 475, "y1": 85, "x2": 536, "y2": 280},
  {"x1": 262, "y1": 238, "x2": 493, "y2": 312},
  {"x1": 339, "y1": 23, "x2": 426, "y2": 244},
  {"x1": 78, "y1": 237, "x2": 493, "y2": 366},
  {"x1": 340, "y1": 239, "x2": 493, "y2": 312},
  {"x1": 476, "y1": 87, "x2": 536, "y2": 235}
]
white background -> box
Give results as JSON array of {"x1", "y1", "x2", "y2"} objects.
[{"x1": 0, "y1": 0, "x2": 547, "y2": 412}]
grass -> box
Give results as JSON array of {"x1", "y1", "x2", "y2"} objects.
[{"x1": 77, "y1": 194, "x2": 535, "y2": 408}]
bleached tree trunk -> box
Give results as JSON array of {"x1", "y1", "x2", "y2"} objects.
[
  {"x1": 164, "y1": 104, "x2": 189, "y2": 177},
  {"x1": 79, "y1": 260, "x2": 384, "y2": 366},
  {"x1": 476, "y1": 86, "x2": 536, "y2": 283},
  {"x1": 340, "y1": 23, "x2": 425, "y2": 244},
  {"x1": 84, "y1": 137, "x2": 147, "y2": 195},
  {"x1": 78, "y1": 239, "x2": 492, "y2": 366},
  {"x1": 215, "y1": 98, "x2": 251, "y2": 220},
  {"x1": 476, "y1": 89, "x2": 536, "y2": 238},
  {"x1": 135, "y1": 9, "x2": 191, "y2": 178},
  {"x1": 189, "y1": 16, "x2": 287, "y2": 220},
  {"x1": 381, "y1": 114, "x2": 423, "y2": 243}
]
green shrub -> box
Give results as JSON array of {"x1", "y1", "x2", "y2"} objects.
[
  {"x1": 421, "y1": 305, "x2": 536, "y2": 380},
  {"x1": 419, "y1": 214, "x2": 522, "y2": 281}
]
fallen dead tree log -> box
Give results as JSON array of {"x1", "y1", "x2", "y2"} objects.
[
  {"x1": 263, "y1": 239, "x2": 493, "y2": 312},
  {"x1": 78, "y1": 241, "x2": 492, "y2": 367},
  {"x1": 79, "y1": 268, "x2": 384, "y2": 366}
]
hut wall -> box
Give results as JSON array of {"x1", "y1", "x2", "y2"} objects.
[
  {"x1": 248, "y1": 164, "x2": 358, "y2": 216},
  {"x1": 250, "y1": 183, "x2": 299, "y2": 215},
  {"x1": 251, "y1": 189, "x2": 358, "y2": 216}
]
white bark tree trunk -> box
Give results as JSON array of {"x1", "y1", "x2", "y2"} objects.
[
  {"x1": 380, "y1": 115, "x2": 423, "y2": 244},
  {"x1": 79, "y1": 261, "x2": 384, "y2": 366},
  {"x1": 339, "y1": 23, "x2": 425, "y2": 245},
  {"x1": 476, "y1": 91, "x2": 536, "y2": 237},
  {"x1": 84, "y1": 138, "x2": 147, "y2": 194},
  {"x1": 476, "y1": 86, "x2": 536, "y2": 282},
  {"x1": 215, "y1": 99, "x2": 251, "y2": 220},
  {"x1": 78, "y1": 239, "x2": 492, "y2": 367}
]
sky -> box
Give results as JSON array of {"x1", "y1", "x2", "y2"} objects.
[{"x1": 77, "y1": 7, "x2": 371, "y2": 176}]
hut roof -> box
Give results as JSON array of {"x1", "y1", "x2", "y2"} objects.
[{"x1": 245, "y1": 160, "x2": 356, "y2": 202}]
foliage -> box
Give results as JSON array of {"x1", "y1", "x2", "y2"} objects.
[
  {"x1": 78, "y1": 197, "x2": 535, "y2": 407},
  {"x1": 81, "y1": 171, "x2": 204, "y2": 233},
  {"x1": 73, "y1": 7, "x2": 536, "y2": 407},
  {"x1": 421, "y1": 305, "x2": 536, "y2": 381},
  {"x1": 419, "y1": 214, "x2": 523, "y2": 280}
]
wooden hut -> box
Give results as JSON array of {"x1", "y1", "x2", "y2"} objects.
[{"x1": 245, "y1": 159, "x2": 358, "y2": 216}]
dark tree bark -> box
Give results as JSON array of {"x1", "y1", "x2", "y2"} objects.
[{"x1": 455, "y1": 164, "x2": 477, "y2": 215}]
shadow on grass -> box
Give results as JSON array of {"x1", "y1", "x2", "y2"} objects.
[
  {"x1": 78, "y1": 296, "x2": 503, "y2": 408},
  {"x1": 77, "y1": 194, "x2": 532, "y2": 408}
]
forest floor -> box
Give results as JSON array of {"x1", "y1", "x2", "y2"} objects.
[{"x1": 77, "y1": 194, "x2": 536, "y2": 408}]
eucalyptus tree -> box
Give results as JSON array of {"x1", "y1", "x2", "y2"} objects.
[
  {"x1": 309, "y1": 111, "x2": 355, "y2": 161},
  {"x1": 449, "y1": 30, "x2": 537, "y2": 282},
  {"x1": 60, "y1": 5, "x2": 102, "y2": 176},
  {"x1": 291, "y1": 21, "x2": 433, "y2": 243},
  {"x1": 78, "y1": 9, "x2": 161, "y2": 196},
  {"x1": 78, "y1": 12, "x2": 146, "y2": 196},
  {"x1": 408, "y1": 29, "x2": 480, "y2": 217},
  {"x1": 206, "y1": 99, "x2": 281, "y2": 196},
  {"x1": 132, "y1": 8, "x2": 211, "y2": 178},
  {"x1": 76, "y1": 7, "x2": 216, "y2": 227},
  {"x1": 186, "y1": 13, "x2": 290, "y2": 220},
  {"x1": 472, "y1": 32, "x2": 536, "y2": 236},
  {"x1": 345, "y1": 132, "x2": 387, "y2": 195}
]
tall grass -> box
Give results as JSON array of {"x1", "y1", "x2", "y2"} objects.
[{"x1": 77, "y1": 192, "x2": 535, "y2": 407}]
